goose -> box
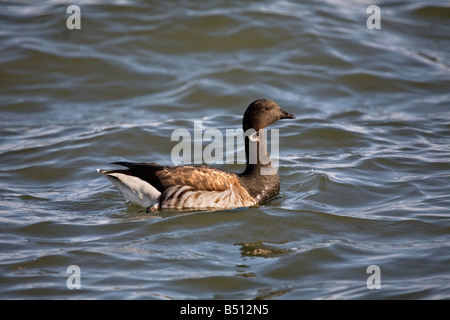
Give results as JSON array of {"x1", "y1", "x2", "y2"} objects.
[{"x1": 97, "y1": 99, "x2": 295, "y2": 211}]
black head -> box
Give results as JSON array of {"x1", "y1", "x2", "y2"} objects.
[{"x1": 242, "y1": 99, "x2": 295, "y2": 131}]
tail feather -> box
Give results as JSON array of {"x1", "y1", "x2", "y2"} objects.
[
  {"x1": 97, "y1": 169, "x2": 162, "y2": 208},
  {"x1": 108, "y1": 162, "x2": 166, "y2": 192}
]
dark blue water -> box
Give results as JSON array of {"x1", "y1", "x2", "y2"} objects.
[{"x1": 1, "y1": 0, "x2": 449, "y2": 299}]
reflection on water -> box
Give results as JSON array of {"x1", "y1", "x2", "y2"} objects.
[
  {"x1": 0, "y1": 0, "x2": 449, "y2": 299},
  {"x1": 236, "y1": 241, "x2": 293, "y2": 258}
]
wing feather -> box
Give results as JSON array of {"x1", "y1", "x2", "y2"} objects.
[{"x1": 156, "y1": 166, "x2": 238, "y2": 191}]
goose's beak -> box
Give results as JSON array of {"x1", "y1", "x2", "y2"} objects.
[{"x1": 279, "y1": 108, "x2": 295, "y2": 120}]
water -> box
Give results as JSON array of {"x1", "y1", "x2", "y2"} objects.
[{"x1": 1, "y1": 0, "x2": 449, "y2": 299}]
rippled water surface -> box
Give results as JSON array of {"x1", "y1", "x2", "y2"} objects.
[{"x1": 1, "y1": 0, "x2": 449, "y2": 299}]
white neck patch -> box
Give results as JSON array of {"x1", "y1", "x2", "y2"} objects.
[{"x1": 248, "y1": 131, "x2": 259, "y2": 142}]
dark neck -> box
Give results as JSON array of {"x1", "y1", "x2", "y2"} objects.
[
  {"x1": 238, "y1": 128, "x2": 280, "y2": 202},
  {"x1": 242, "y1": 129, "x2": 276, "y2": 177}
]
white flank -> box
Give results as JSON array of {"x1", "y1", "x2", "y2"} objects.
[{"x1": 97, "y1": 169, "x2": 161, "y2": 208}]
